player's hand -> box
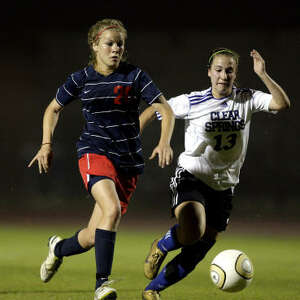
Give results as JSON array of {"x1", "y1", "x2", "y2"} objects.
[
  {"x1": 28, "y1": 144, "x2": 53, "y2": 174},
  {"x1": 149, "y1": 143, "x2": 173, "y2": 168},
  {"x1": 250, "y1": 49, "x2": 266, "y2": 77}
]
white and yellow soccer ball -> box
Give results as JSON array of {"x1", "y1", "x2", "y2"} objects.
[{"x1": 210, "y1": 249, "x2": 254, "y2": 292}]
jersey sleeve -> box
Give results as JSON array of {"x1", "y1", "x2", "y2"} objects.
[
  {"x1": 155, "y1": 94, "x2": 190, "y2": 121},
  {"x1": 55, "y1": 71, "x2": 84, "y2": 106},
  {"x1": 167, "y1": 94, "x2": 191, "y2": 118},
  {"x1": 250, "y1": 90, "x2": 273, "y2": 113},
  {"x1": 134, "y1": 69, "x2": 162, "y2": 105}
]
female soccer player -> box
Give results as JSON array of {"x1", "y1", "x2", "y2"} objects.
[
  {"x1": 139, "y1": 48, "x2": 290, "y2": 300},
  {"x1": 28, "y1": 18, "x2": 174, "y2": 300}
]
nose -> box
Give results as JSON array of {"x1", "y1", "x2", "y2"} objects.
[
  {"x1": 112, "y1": 43, "x2": 120, "y2": 52},
  {"x1": 220, "y1": 70, "x2": 228, "y2": 80}
]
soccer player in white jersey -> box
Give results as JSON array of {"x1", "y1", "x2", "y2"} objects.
[
  {"x1": 28, "y1": 19, "x2": 174, "y2": 300},
  {"x1": 139, "y1": 48, "x2": 290, "y2": 300}
]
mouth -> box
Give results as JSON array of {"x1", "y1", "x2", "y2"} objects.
[
  {"x1": 111, "y1": 56, "x2": 120, "y2": 61},
  {"x1": 218, "y1": 82, "x2": 229, "y2": 87}
]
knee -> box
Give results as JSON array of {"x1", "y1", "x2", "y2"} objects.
[
  {"x1": 177, "y1": 216, "x2": 206, "y2": 246},
  {"x1": 102, "y1": 202, "x2": 122, "y2": 224},
  {"x1": 175, "y1": 201, "x2": 206, "y2": 245},
  {"x1": 87, "y1": 231, "x2": 95, "y2": 248},
  {"x1": 192, "y1": 225, "x2": 206, "y2": 242}
]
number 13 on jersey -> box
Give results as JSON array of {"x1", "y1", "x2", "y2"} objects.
[{"x1": 213, "y1": 133, "x2": 237, "y2": 151}]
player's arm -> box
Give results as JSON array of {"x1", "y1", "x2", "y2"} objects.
[
  {"x1": 250, "y1": 49, "x2": 290, "y2": 111},
  {"x1": 139, "y1": 105, "x2": 156, "y2": 133},
  {"x1": 140, "y1": 95, "x2": 175, "y2": 168},
  {"x1": 28, "y1": 98, "x2": 63, "y2": 173}
]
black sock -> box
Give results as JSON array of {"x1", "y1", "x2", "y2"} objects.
[
  {"x1": 95, "y1": 229, "x2": 116, "y2": 289},
  {"x1": 54, "y1": 230, "x2": 89, "y2": 258}
]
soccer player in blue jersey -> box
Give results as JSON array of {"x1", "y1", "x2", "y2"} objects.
[
  {"x1": 139, "y1": 48, "x2": 290, "y2": 300},
  {"x1": 28, "y1": 18, "x2": 174, "y2": 300}
]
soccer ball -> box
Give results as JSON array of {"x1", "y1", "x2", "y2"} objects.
[{"x1": 210, "y1": 249, "x2": 254, "y2": 292}]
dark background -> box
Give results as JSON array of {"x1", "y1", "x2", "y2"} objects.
[{"x1": 1, "y1": 1, "x2": 299, "y2": 227}]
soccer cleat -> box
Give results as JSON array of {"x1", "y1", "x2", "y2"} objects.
[
  {"x1": 144, "y1": 239, "x2": 167, "y2": 280},
  {"x1": 40, "y1": 235, "x2": 63, "y2": 282},
  {"x1": 94, "y1": 281, "x2": 117, "y2": 300},
  {"x1": 142, "y1": 290, "x2": 160, "y2": 300}
]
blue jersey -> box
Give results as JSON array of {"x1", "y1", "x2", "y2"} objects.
[{"x1": 55, "y1": 62, "x2": 162, "y2": 175}]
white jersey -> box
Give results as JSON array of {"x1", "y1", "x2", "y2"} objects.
[{"x1": 167, "y1": 87, "x2": 274, "y2": 191}]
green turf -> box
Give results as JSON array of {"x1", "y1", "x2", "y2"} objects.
[{"x1": 1, "y1": 224, "x2": 300, "y2": 300}]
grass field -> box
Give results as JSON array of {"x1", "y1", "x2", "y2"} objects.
[{"x1": 1, "y1": 223, "x2": 300, "y2": 300}]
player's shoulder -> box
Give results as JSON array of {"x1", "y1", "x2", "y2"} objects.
[
  {"x1": 235, "y1": 87, "x2": 254, "y2": 95},
  {"x1": 180, "y1": 88, "x2": 213, "y2": 106},
  {"x1": 68, "y1": 65, "x2": 93, "y2": 87},
  {"x1": 168, "y1": 88, "x2": 211, "y2": 104},
  {"x1": 187, "y1": 87, "x2": 212, "y2": 99},
  {"x1": 117, "y1": 62, "x2": 140, "y2": 75}
]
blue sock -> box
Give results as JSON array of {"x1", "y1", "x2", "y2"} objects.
[
  {"x1": 145, "y1": 257, "x2": 189, "y2": 292},
  {"x1": 157, "y1": 224, "x2": 181, "y2": 253},
  {"x1": 95, "y1": 229, "x2": 116, "y2": 290},
  {"x1": 54, "y1": 230, "x2": 89, "y2": 258},
  {"x1": 145, "y1": 239, "x2": 216, "y2": 292}
]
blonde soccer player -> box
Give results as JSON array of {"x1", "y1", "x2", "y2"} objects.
[{"x1": 28, "y1": 18, "x2": 174, "y2": 300}]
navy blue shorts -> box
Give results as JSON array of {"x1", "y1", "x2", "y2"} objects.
[{"x1": 169, "y1": 166, "x2": 234, "y2": 232}]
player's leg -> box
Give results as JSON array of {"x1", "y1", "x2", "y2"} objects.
[
  {"x1": 46, "y1": 154, "x2": 106, "y2": 262},
  {"x1": 164, "y1": 226, "x2": 217, "y2": 285},
  {"x1": 40, "y1": 203, "x2": 102, "y2": 283},
  {"x1": 56, "y1": 203, "x2": 103, "y2": 254},
  {"x1": 78, "y1": 202, "x2": 103, "y2": 248},
  {"x1": 143, "y1": 181, "x2": 234, "y2": 299},
  {"x1": 91, "y1": 178, "x2": 121, "y2": 300},
  {"x1": 144, "y1": 200, "x2": 206, "y2": 280},
  {"x1": 175, "y1": 182, "x2": 234, "y2": 273},
  {"x1": 143, "y1": 201, "x2": 209, "y2": 298},
  {"x1": 175, "y1": 200, "x2": 206, "y2": 245},
  {"x1": 153, "y1": 201, "x2": 204, "y2": 252},
  {"x1": 144, "y1": 167, "x2": 205, "y2": 280},
  {"x1": 144, "y1": 168, "x2": 185, "y2": 279},
  {"x1": 143, "y1": 227, "x2": 217, "y2": 299},
  {"x1": 144, "y1": 224, "x2": 181, "y2": 280}
]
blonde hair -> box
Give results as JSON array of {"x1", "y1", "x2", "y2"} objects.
[{"x1": 87, "y1": 18, "x2": 128, "y2": 66}]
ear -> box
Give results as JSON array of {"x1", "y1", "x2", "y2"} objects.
[{"x1": 208, "y1": 68, "x2": 211, "y2": 78}]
